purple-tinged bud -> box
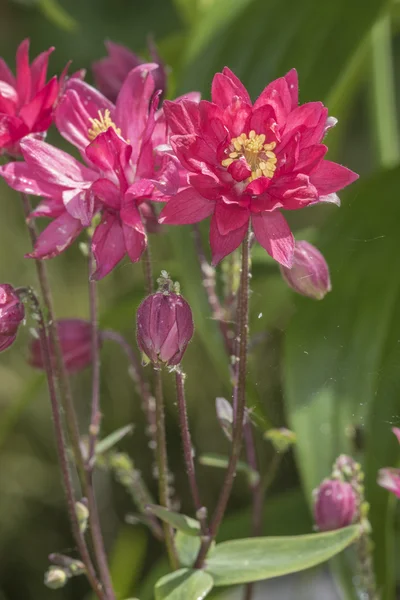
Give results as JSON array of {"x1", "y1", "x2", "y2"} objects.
[
  {"x1": 136, "y1": 291, "x2": 194, "y2": 367},
  {"x1": 280, "y1": 241, "x2": 331, "y2": 300},
  {"x1": 29, "y1": 319, "x2": 98, "y2": 373},
  {"x1": 314, "y1": 479, "x2": 356, "y2": 531},
  {"x1": 377, "y1": 468, "x2": 400, "y2": 499},
  {"x1": 0, "y1": 284, "x2": 24, "y2": 352}
]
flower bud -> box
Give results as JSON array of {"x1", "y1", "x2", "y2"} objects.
[
  {"x1": 280, "y1": 241, "x2": 331, "y2": 300},
  {"x1": 44, "y1": 566, "x2": 68, "y2": 589},
  {"x1": 313, "y1": 479, "x2": 356, "y2": 531},
  {"x1": 0, "y1": 284, "x2": 24, "y2": 352},
  {"x1": 136, "y1": 291, "x2": 194, "y2": 367},
  {"x1": 75, "y1": 500, "x2": 89, "y2": 533},
  {"x1": 29, "y1": 319, "x2": 98, "y2": 373},
  {"x1": 377, "y1": 468, "x2": 400, "y2": 499}
]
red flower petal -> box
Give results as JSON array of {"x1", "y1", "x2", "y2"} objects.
[
  {"x1": 91, "y1": 179, "x2": 121, "y2": 209},
  {"x1": 211, "y1": 70, "x2": 251, "y2": 109},
  {"x1": 210, "y1": 212, "x2": 249, "y2": 265},
  {"x1": 26, "y1": 212, "x2": 82, "y2": 259},
  {"x1": 189, "y1": 173, "x2": 223, "y2": 200},
  {"x1": 123, "y1": 220, "x2": 147, "y2": 263},
  {"x1": 284, "y1": 69, "x2": 298, "y2": 110},
  {"x1": 30, "y1": 46, "x2": 54, "y2": 94},
  {"x1": 310, "y1": 160, "x2": 359, "y2": 195},
  {"x1": 16, "y1": 39, "x2": 31, "y2": 108},
  {"x1": 0, "y1": 161, "x2": 63, "y2": 199},
  {"x1": 215, "y1": 200, "x2": 249, "y2": 235},
  {"x1": 159, "y1": 187, "x2": 214, "y2": 225},
  {"x1": 227, "y1": 158, "x2": 251, "y2": 182},
  {"x1": 0, "y1": 58, "x2": 16, "y2": 87},
  {"x1": 20, "y1": 76, "x2": 58, "y2": 130},
  {"x1": 252, "y1": 210, "x2": 294, "y2": 267},
  {"x1": 164, "y1": 99, "x2": 201, "y2": 135},
  {"x1": 254, "y1": 76, "x2": 292, "y2": 123},
  {"x1": 91, "y1": 213, "x2": 126, "y2": 280}
]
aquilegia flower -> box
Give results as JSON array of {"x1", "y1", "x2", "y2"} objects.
[
  {"x1": 0, "y1": 284, "x2": 25, "y2": 352},
  {"x1": 280, "y1": 240, "x2": 331, "y2": 299},
  {"x1": 313, "y1": 479, "x2": 356, "y2": 531},
  {"x1": 0, "y1": 39, "x2": 59, "y2": 156},
  {"x1": 377, "y1": 427, "x2": 400, "y2": 499},
  {"x1": 0, "y1": 63, "x2": 179, "y2": 279},
  {"x1": 92, "y1": 39, "x2": 166, "y2": 103},
  {"x1": 160, "y1": 68, "x2": 358, "y2": 266}
]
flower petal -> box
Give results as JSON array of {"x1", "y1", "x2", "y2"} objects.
[
  {"x1": 30, "y1": 46, "x2": 54, "y2": 93},
  {"x1": 210, "y1": 212, "x2": 248, "y2": 265},
  {"x1": 91, "y1": 178, "x2": 121, "y2": 209},
  {"x1": 310, "y1": 160, "x2": 359, "y2": 195},
  {"x1": 211, "y1": 69, "x2": 251, "y2": 109},
  {"x1": 19, "y1": 76, "x2": 58, "y2": 130},
  {"x1": 16, "y1": 39, "x2": 31, "y2": 108},
  {"x1": 0, "y1": 161, "x2": 63, "y2": 199},
  {"x1": 91, "y1": 213, "x2": 126, "y2": 280},
  {"x1": 159, "y1": 187, "x2": 214, "y2": 225},
  {"x1": 163, "y1": 99, "x2": 201, "y2": 135},
  {"x1": 215, "y1": 200, "x2": 249, "y2": 235},
  {"x1": 123, "y1": 220, "x2": 147, "y2": 263},
  {"x1": 254, "y1": 75, "x2": 292, "y2": 123},
  {"x1": 284, "y1": 69, "x2": 298, "y2": 110},
  {"x1": 0, "y1": 58, "x2": 16, "y2": 87},
  {"x1": 252, "y1": 210, "x2": 294, "y2": 267},
  {"x1": 227, "y1": 158, "x2": 251, "y2": 182},
  {"x1": 26, "y1": 212, "x2": 82, "y2": 259}
]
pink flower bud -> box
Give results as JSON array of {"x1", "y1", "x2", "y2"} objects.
[
  {"x1": 29, "y1": 319, "x2": 98, "y2": 373},
  {"x1": 0, "y1": 284, "x2": 24, "y2": 352},
  {"x1": 280, "y1": 241, "x2": 331, "y2": 300},
  {"x1": 136, "y1": 292, "x2": 194, "y2": 367},
  {"x1": 377, "y1": 468, "x2": 400, "y2": 499},
  {"x1": 314, "y1": 479, "x2": 356, "y2": 531}
]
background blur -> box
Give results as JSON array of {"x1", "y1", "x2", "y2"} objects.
[{"x1": 0, "y1": 0, "x2": 399, "y2": 598}]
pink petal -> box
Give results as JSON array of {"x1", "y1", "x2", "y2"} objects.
[
  {"x1": 93, "y1": 40, "x2": 141, "y2": 102},
  {"x1": 0, "y1": 114, "x2": 27, "y2": 149},
  {"x1": 252, "y1": 211, "x2": 294, "y2": 267},
  {"x1": 19, "y1": 76, "x2": 58, "y2": 130},
  {"x1": 0, "y1": 58, "x2": 16, "y2": 87},
  {"x1": 85, "y1": 128, "x2": 131, "y2": 186},
  {"x1": 21, "y1": 137, "x2": 97, "y2": 187},
  {"x1": 222, "y1": 98, "x2": 251, "y2": 138},
  {"x1": 0, "y1": 81, "x2": 18, "y2": 112},
  {"x1": 284, "y1": 69, "x2": 298, "y2": 110},
  {"x1": 170, "y1": 134, "x2": 215, "y2": 172},
  {"x1": 115, "y1": 63, "x2": 158, "y2": 163},
  {"x1": 254, "y1": 76, "x2": 292, "y2": 123},
  {"x1": 0, "y1": 161, "x2": 63, "y2": 199},
  {"x1": 378, "y1": 468, "x2": 400, "y2": 498},
  {"x1": 283, "y1": 102, "x2": 328, "y2": 147},
  {"x1": 163, "y1": 99, "x2": 201, "y2": 135},
  {"x1": 159, "y1": 187, "x2": 214, "y2": 225},
  {"x1": 211, "y1": 70, "x2": 251, "y2": 109},
  {"x1": 30, "y1": 198, "x2": 64, "y2": 219},
  {"x1": 91, "y1": 213, "x2": 126, "y2": 280},
  {"x1": 123, "y1": 221, "x2": 147, "y2": 263},
  {"x1": 16, "y1": 39, "x2": 31, "y2": 108},
  {"x1": 392, "y1": 428, "x2": 400, "y2": 444},
  {"x1": 188, "y1": 173, "x2": 223, "y2": 200},
  {"x1": 249, "y1": 104, "x2": 277, "y2": 135},
  {"x1": 91, "y1": 178, "x2": 121, "y2": 209},
  {"x1": 268, "y1": 173, "x2": 318, "y2": 209},
  {"x1": 310, "y1": 160, "x2": 359, "y2": 195},
  {"x1": 227, "y1": 158, "x2": 251, "y2": 182},
  {"x1": 210, "y1": 212, "x2": 249, "y2": 265},
  {"x1": 317, "y1": 193, "x2": 340, "y2": 206},
  {"x1": 30, "y1": 46, "x2": 54, "y2": 93},
  {"x1": 136, "y1": 91, "x2": 160, "y2": 179},
  {"x1": 62, "y1": 188, "x2": 95, "y2": 226},
  {"x1": 215, "y1": 200, "x2": 249, "y2": 235},
  {"x1": 26, "y1": 211, "x2": 82, "y2": 259},
  {"x1": 293, "y1": 144, "x2": 327, "y2": 174}
]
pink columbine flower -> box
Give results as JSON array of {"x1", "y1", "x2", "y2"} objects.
[
  {"x1": 159, "y1": 68, "x2": 359, "y2": 266},
  {"x1": 0, "y1": 284, "x2": 25, "y2": 352},
  {"x1": 29, "y1": 319, "x2": 98, "y2": 373},
  {"x1": 377, "y1": 427, "x2": 400, "y2": 499},
  {"x1": 92, "y1": 39, "x2": 167, "y2": 103},
  {"x1": 313, "y1": 479, "x2": 356, "y2": 531},
  {"x1": 280, "y1": 240, "x2": 331, "y2": 300},
  {"x1": 0, "y1": 63, "x2": 180, "y2": 279},
  {"x1": 136, "y1": 292, "x2": 194, "y2": 367},
  {"x1": 0, "y1": 39, "x2": 59, "y2": 156}
]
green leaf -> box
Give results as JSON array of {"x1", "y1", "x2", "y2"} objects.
[
  {"x1": 283, "y1": 168, "x2": 400, "y2": 597},
  {"x1": 199, "y1": 452, "x2": 259, "y2": 486},
  {"x1": 146, "y1": 505, "x2": 200, "y2": 536},
  {"x1": 205, "y1": 526, "x2": 359, "y2": 586},
  {"x1": 175, "y1": 531, "x2": 202, "y2": 567},
  {"x1": 155, "y1": 569, "x2": 213, "y2": 600},
  {"x1": 95, "y1": 424, "x2": 134, "y2": 456},
  {"x1": 38, "y1": 0, "x2": 78, "y2": 31}
]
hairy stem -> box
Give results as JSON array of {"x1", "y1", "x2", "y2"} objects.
[
  {"x1": 154, "y1": 369, "x2": 179, "y2": 570},
  {"x1": 18, "y1": 287, "x2": 103, "y2": 599},
  {"x1": 175, "y1": 369, "x2": 208, "y2": 534},
  {"x1": 195, "y1": 230, "x2": 250, "y2": 567},
  {"x1": 142, "y1": 245, "x2": 154, "y2": 295},
  {"x1": 87, "y1": 250, "x2": 101, "y2": 468}
]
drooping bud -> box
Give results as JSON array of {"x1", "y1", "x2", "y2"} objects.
[
  {"x1": 313, "y1": 479, "x2": 357, "y2": 531},
  {"x1": 29, "y1": 319, "x2": 99, "y2": 373},
  {"x1": 136, "y1": 273, "x2": 194, "y2": 367},
  {"x1": 44, "y1": 566, "x2": 68, "y2": 589},
  {"x1": 0, "y1": 284, "x2": 25, "y2": 352},
  {"x1": 280, "y1": 241, "x2": 331, "y2": 300}
]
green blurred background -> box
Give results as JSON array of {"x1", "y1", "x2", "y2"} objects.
[{"x1": 1, "y1": 0, "x2": 400, "y2": 598}]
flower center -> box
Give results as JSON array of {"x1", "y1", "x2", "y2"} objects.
[
  {"x1": 221, "y1": 130, "x2": 277, "y2": 181},
  {"x1": 88, "y1": 109, "x2": 121, "y2": 141}
]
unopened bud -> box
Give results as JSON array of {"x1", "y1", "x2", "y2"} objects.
[
  {"x1": 0, "y1": 284, "x2": 25, "y2": 352},
  {"x1": 75, "y1": 500, "x2": 89, "y2": 533},
  {"x1": 216, "y1": 397, "x2": 234, "y2": 441},
  {"x1": 313, "y1": 479, "x2": 357, "y2": 531},
  {"x1": 29, "y1": 319, "x2": 100, "y2": 372},
  {"x1": 44, "y1": 566, "x2": 68, "y2": 589},
  {"x1": 264, "y1": 428, "x2": 296, "y2": 453},
  {"x1": 280, "y1": 241, "x2": 331, "y2": 300},
  {"x1": 136, "y1": 278, "x2": 193, "y2": 367}
]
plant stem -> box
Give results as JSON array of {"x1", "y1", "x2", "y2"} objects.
[
  {"x1": 154, "y1": 368, "x2": 179, "y2": 570},
  {"x1": 195, "y1": 230, "x2": 250, "y2": 568},
  {"x1": 192, "y1": 224, "x2": 234, "y2": 356},
  {"x1": 175, "y1": 369, "x2": 208, "y2": 534},
  {"x1": 87, "y1": 250, "x2": 101, "y2": 469},
  {"x1": 20, "y1": 193, "x2": 115, "y2": 600},
  {"x1": 101, "y1": 329, "x2": 157, "y2": 453},
  {"x1": 18, "y1": 287, "x2": 103, "y2": 600},
  {"x1": 142, "y1": 245, "x2": 154, "y2": 295}
]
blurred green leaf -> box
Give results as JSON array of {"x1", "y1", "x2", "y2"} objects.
[
  {"x1": 175, "y1": 531, "x2": 202, "y2": 567},
  {"x1": 146, "y1": 505, "x2": 201, "y2": 535},
  {"x1": 199, "y1": 452, "x2": 259, "y2": 486},
  {"x1": 283, "y1": 167, "x2": 400, "y2": 597},
  {"x1": 205, "y1": 526, "x2": 359, "y2": 585},
  {"x1": 155, "y1": 569, "x2": 213, "y2": 600},
  {"x1": 95, "y1": 424, "x2": 134, "y2": 456},
  {"x1": 109, "y1": 527, "x2": 148, "y2": 599},
  {"x1": 38, "y1": 0, "x2": 78, "y2": 31}
]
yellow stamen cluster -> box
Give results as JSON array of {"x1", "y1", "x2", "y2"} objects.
[
  {"x1": 88, "y1": 109, "x2": 121, "y2": 141},
  {"x1": 221, "y1": 130, "x2": 277, "y2": 181}
]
